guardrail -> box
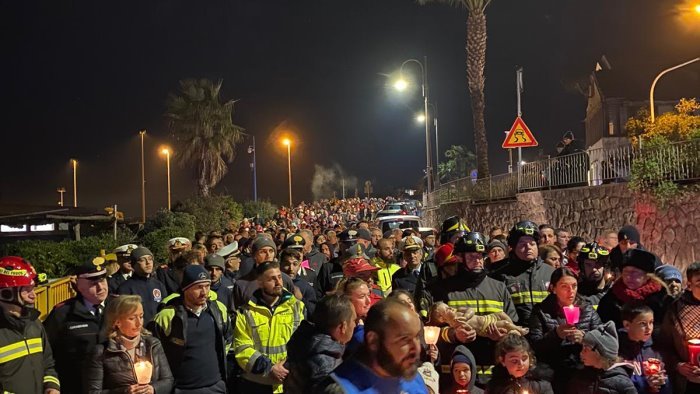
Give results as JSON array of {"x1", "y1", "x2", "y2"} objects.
[
  {"x1": 35, "y1": 277, "x2": 75, "y2": 320},
  {"x1": 427, "y1": 138, "x2": 700, "y2": 207}
]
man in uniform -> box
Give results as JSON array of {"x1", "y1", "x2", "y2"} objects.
[
  {"x1": 576, "y1": 242, "x2": 612, "y2": 310},
  {"x1": 0, "y1": 256, "x2": 60, "y2": 394},
  {"x1": 44, "y1": 257, "x2": 108, "y2": 394},
  {"x1": 117, "y1": 246, "x2": 167, "y2": 323},
  {"x1": 157, "y1": 237, "x2": 192, "y2": 294},
  {"x1": 488, "y1": 220, "x2": 554, "y2": 324},
  {"x1": 391, "y1": 235, "x2": 425, "y2": 293},
  {"x1": 108, "y1": 243, "x2": 137, "y2": 294},
  {"x1": 315, "y1": 229, "x2": 360, "y2": 297}
]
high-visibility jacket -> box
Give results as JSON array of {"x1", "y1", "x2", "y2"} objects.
[
  {"x1": 488, "y1": 254, "x2": 554, "y2": 324},
  {"x1": 0, "y1": 308, "x2": 60, "y2": 394},
  {"x1": 369, "y1": 257, "x2": 400, "y2": 296},
  {"x1": 234, "y1": 290, "x2": 304, "y2": 393}
]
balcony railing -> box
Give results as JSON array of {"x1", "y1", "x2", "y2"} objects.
[
  {"x1": 34, "y1": 277, "x2": 75, "y2": 320},
  {"x1": 426, "y1": 138, "x2": 700, "y2": 208}
]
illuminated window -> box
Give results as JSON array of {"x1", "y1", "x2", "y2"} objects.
[
  {"x1": 1, "y1": 225, "x2": 27, "y2": 233},
  {"x1": 30, "y1": 224, "x2": 55, "y2": 232}
]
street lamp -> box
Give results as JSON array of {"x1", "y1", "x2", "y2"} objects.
[
  {"x1": 139, "y1": 130, "x2": 146, "y2": 223},
  {"x1": 70, "y1": 159, "x2": 78, "y2": 207},
  {"x1": 247, "y1": 136, "x2": 258, "y2": 202},
  {"x1": 649, "y1": 57, "x2": 700, "y2": 122},
  {"x1": 161, "y1": 147, "x2": 171, "y2": 211},
  {"x1": 695, "y1": 3, "x2": 700, "y2": 13},
  {"x1": 415, "y1": 113, "x2": 426, "y2": 123},
  {"x1": 393, "y1": 56, "x2": 433, "y2": 193},
  {"x1": 282, "y1": 138, "x2": 292, "y2": 207},
  {"x1": 57, "y1": 187, "x2": 66, "y2": 207}
]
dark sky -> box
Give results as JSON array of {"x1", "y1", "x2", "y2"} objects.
[{"x1": 1, "y1": 0, "x2": 698, "y2": 217}]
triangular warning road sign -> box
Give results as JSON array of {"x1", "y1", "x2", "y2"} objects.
[{"x1": 502, "y1": 117, "x2": 538, "y2": 148}]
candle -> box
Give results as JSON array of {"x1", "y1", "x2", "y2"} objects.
[
  {"x1": 424, "y1": 326, "x2": 441, "y2": 345},
  {"x1": 688, "y1": 339, "x2": 700, "y2": 366},
  {"x1": 563, "y1": 305, "x2": 580, "y2": 325},
  {"x1": 642, "y1": 358, "x2": 662, "y2": 375},
  {"x1": 133, "y1": 360, "x2": 152, "y2": 385}
]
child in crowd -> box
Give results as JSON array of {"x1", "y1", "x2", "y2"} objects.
[
  {"x1": 486, "y1": 334, "x2": 553, "y2": 394},
  {"x1": 445, "y1": 346, "x2": 483, "y2": 394},
  {"x1": 618, "y1": 303, "x2": 671, "y2": 394},
  {"x1": 568, "y1": 321, "x2": 637, "y2": 393}
]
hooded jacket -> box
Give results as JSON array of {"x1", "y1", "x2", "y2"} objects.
[
  {"x1": 617, "y1": 330, "x2": 672, "y2": 394},
  {"x1": 566, "y1": 364, "x2": 638, "y2": 394},
  {"x1": 486, "y1": 364, "x2": 554, "y2": 394},
  {"x1": 529, "y1": 294, "x2": 602, "y2": 374},
  {"x1": 284, "y1": 320, "x2": 345, "y2": 394},
  {"x1": 445, "y1": 346, "x2": 484, "y2": 394}
]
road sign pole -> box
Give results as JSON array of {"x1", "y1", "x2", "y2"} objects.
[{"x1": 516, "y1": 67, "x2": 523, "y2": 168}]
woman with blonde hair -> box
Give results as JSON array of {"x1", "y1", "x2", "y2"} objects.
[{"x1": 84, "y1": 295, "x2": 173, "y2": 394}]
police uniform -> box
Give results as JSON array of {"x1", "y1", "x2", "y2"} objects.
[
  {"x1": 315, "y1": 230, "x2": 358, "y2": 297},
  {"x1": 108, "y1": 244, "x2": 137, "y2": 294},
  {"x1": 43, "y1": 257, "x2": 108, "y2": 394},
  {"x1": 116, "y1": 247, "x2": 168, "y2": 324},
  {"x1": 391, "y1": 236, "x2": 426, "y2": 294}
]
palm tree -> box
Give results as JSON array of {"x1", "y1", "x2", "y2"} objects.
[
  {"x1": 438, "y1": 144, "x2": 477, "y2": 182},
  {"x1": 419, "y1": 0, "x2": 492, "y2": 178},
  {"x1": 165, "y1": 79, "x2": 244, "y2": 196}
]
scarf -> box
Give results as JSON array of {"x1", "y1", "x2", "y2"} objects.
[{"x1": 611, "y1": 278, "x2": 662, "y2": 303}]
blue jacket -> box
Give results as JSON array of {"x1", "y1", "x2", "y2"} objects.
[
  {"x1": 617, "y1": 330, "x2": 672, "y2": 394},
  {"x1": 326, "y1": 358, "x2": 427, "y2": 394}
]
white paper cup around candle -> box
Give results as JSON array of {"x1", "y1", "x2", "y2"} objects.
[
  {"x1": 134, "y1": 360, "x2": 152, "y2": 385},
  {"x1": 424, "y1": 326, "x2": 440, "y2": 345}
]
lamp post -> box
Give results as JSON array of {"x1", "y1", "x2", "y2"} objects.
[
  {"x1": 394, "y1": 56, "x2": 433, "y2": 193},
  {"x1": 247, "y1": 136, "x2": 258, "y2": 202},
  {"x1": 70, "y1": 159, "x2": 78, "y2": 207},
  {"x1": 649, "y1": 57, "x2": 700, "y2": 122},
  {"x1": 416, "y1": 101, "x2": 440, "y2": 187},
  {"x1": 57, "y1": 187, "x2": 66, "y2": 207},
  {"x1": 282, "y1": 138, "x2": 292, "y2": 207},
  {"x1": 139, "y1": 130, "x2": 146, "y2": 222},
  {"x1": 161, "y1": 147, "x2": 171, "y2": 210}
]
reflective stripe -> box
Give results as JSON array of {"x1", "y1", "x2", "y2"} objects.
[
  {"x1": 235, "y1": 345, "x2": 253, "y2": 354},
  {"x1": 440, "y1": 365, "x2": 451, "y2": 374},
  {"x1": 0, "y1": 338, "x2": 43, "y2": 364},
  {"x1": 592, "y1": 304, "x2": 599, "y2": 310},
  {"x1": 43, "y1": 375, "x2": 60, "y2": 386},
  {"x1": 263, "y1": 344, "x2": 287, "y2": 355},
  {"x1": 243, "y1": 310, "x2": 263, "y2": 350},
  {"x1": 448, "y1": 299, "x2": 505, "y2": 314},
  {"x1": 477, "y1": 365, "x2": 494, "y2": 376},
  {"x1": 440, "y1": 327, "x2": 451, "y2": 343},
  {"x1": 245, "y1": 350, "x2": 263, "y2": 372},
  {"x1": 292, "y1": 301, "x2": 301, "y2": 331},
  {"x1": 510, "y1": 291, "x2": 549, "y2": 304}
]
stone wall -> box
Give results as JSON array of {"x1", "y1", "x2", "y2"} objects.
[{"x1": 424, "y1": 183, "x2": 699, "y2": 273}]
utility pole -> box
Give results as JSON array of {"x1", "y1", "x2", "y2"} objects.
[
  {"x1": 516, "y1": 67, "x2": 524, "y2": 168},
  {"x1": 139, "y1": 130, "x2": 146, "y2": 223},
  {"x1": 57, "y1": 187, "x2": 66, "y2": 207}
]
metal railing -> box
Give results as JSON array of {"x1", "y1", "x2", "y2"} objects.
[
  {"x1": 427, "y1": 138, "x2": 700, "y2": 207},
  {"x1": 34, "y1": 277, "x2": 75, "y2": 320}
]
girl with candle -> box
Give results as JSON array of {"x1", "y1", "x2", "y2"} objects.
[
  {"x1": 486, "y1": 334, "x2": 554, "y2": 394},
  {"x1": 85, "y1": 295, "x2": 173, "y2": 394},
  {"x1": 618, "y1": 302, "x2": 671, "y2": 394},
  {"x1": 659, "y1": 261, "x2": 700, "y2": 394},
  {"x1": 528, "y1": 267, "x2": 601, "y2": 392},
  {"x1": 567, "y1": 321, "x2": 637, "y2": 393}
]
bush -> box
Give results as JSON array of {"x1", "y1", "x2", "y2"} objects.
[
  {"x1": 141, "y1": 209, "x2": 196, "y2": 263},
  {"x1": 174, "y1": 194, "x2": 243, "y2": 233},
  {"x1": 242, "y1": 199, "x2": 278, "y2": 222},
  {"x1": 1, "y1": 230, "x2": 134, "y2": 278}
]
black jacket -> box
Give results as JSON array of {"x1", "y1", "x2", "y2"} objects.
[
  {"x1": 315, "y1": 258, "x2": 345, "y2": 298},
  {"x1": 391, "y1": 266, "x2": 422, "y2": 294},
  {"x1": 486, "y1": 364, "x2": 554, "y2": 394},
  {"x1": 597, "y1": 277, "x2": 671, "y2": 331},
  {"x1": 107, "y1": 273, "x2": 129, "y2": 294},
  {"x1": 116, "y1": 274, "x2": 167, "y2": 324},
  {"x1": 488, "y1": 254, "x2": 555, "y2": 324},
  {"x1": 43, "y1": 295, "x2": 106, "y2": 394},
  {"x1": 578, "y1": 280, "x2": 611, "y2": 310},
  {"x1": 211, "y1": 276, "x2": 235, "y2": 314},
  {"x1": 0, "y1": 307, "x2": 60, "y2": 394},
  {"x1": 293, "y1": 276, "x2": 317, "y2": 316},
  {"x1": 84, "y1": 335, "x2": 174, "y2": 394},
  {"x1": 528, "y1": 294, "x2": 601, "y2": 386},
  {"x1": 566, "y1": 364, "x2": 638, "y2": 394},
  {"x1": 283, "y1": 320, "x2": 345, "y2": 394}
]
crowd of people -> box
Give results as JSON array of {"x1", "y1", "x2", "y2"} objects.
[{"x1": 1, "y1": 197, "x2": 699, "y2": 394}]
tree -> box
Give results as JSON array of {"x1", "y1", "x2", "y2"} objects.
[
  {"x1": 438, "y1": 144, "x2": 477, "y2": 182},
  {"x1": 625, "y1": 98, "x2": 700, "y2": 143},
  {"x1": 418, "y1": 0, "x2": 492, "y2": 178},
  {"x1": 141, "y1": 209, "x2": 197, "y2": 263},
  {"x1": 242, "y1": 199, "x2": 278, "y2": 222},
  {"x1": 174, "y1": 194, "x2": 243, "y2": 234},
  {"x1": 166, "y1": 79, "x2": 245, "y2": 196}
]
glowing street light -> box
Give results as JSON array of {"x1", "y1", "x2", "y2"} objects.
[
  {"x1": 695, "y1": 4, "x2": 700, "y2": 13},
  {"x1": 415, "y1": 113, "x2": 426, "y2": 123},
  {"x1": 160, "y1": 147, "x2": 172, "y2": 210},
  {"x1": 282, "y1": 138, "x2": 292, "y2": 207},
  {"x1": 393, "y1": 78, "x2": 408, "y2": 91}
]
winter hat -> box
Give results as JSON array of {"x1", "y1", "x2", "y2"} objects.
[
  {"x1": 452, "y1": 353, "x2": 470, "y2": 365},
  {"x1": 618, "y1": 225, "x2": 641, "y2": 244},
  {"x1": 204, "y1": 254, "x2": 226, "y2": 270},
  {"x1": 130, "y1": 247, "x2": 153, "y2": 263},
  {"x1": 563, "y1": 130, "x2": 574, "y2": 140},
  {"x1": 356, "y1": 228, "x2": 372, "y2": 241},
  {"x1": 621, "y1": 249, "x2": 657, "y2": 274},
  {"x1": 180, "y1": 264, "x2": 211, "y2": 291},
  {"x1": 251, "y1": 235, "x2": 276, "y2": 253},
  {"x1": 487, "y1": 239, "x2": 507, "y2": 254},
  {"x1": 655, "y1": 264, "x2": 682, "y2": 283},
  {"x1": 583, "y1": 321, "x2": 618, "y2": 360}
]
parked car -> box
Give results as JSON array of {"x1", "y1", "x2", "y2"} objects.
[
  {"x1": 377, "y1": 215, "x2": 421, "y2": 234},
  {"x1": 376, "y1": 203, "x2": 409, "y2": 218}
]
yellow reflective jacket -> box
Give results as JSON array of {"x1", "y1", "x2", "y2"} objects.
[
  {"x1": 370, "y1": 257, "x2": 401, "y2": 296},
  {"x1": 233, "y1": 291, "x2": 304, "y2": 393}
]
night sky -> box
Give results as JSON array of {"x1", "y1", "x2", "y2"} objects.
[{"x1": 2, "y1": 0, "x2": 698, "y2": 217}]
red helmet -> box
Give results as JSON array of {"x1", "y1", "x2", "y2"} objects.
[{"x1": 0, "y1": 256, "x2": 37, "y2": 288}]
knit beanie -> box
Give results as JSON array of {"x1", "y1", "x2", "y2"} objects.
[
  {"x1": 621, "y1": 249, "x2": 657, "y2": 273},
  {"x1": 251, "y1": 235, "x2": 276, "y2": 253},
  {"x1": 583, "y1": 321, "x2": 618, "y2": 360},
  {"x1": 204, "y1": 254, "x2": 226, "y2": 270},
  {"x1": 487, "y1": 239, "x2": 507, "y2": 254},
  {"x1": 129, "y1": 246, "x2": 153, "y2": 263},
  {"x1": 655, "y1": 264, "x2": 682, "y2": 283},
  {"x1": 180, "y1": 265, "x2": 211, "y2": 291},
  {"x1": 618, "y1": 225, "x2": 641, "y2": 244}
]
